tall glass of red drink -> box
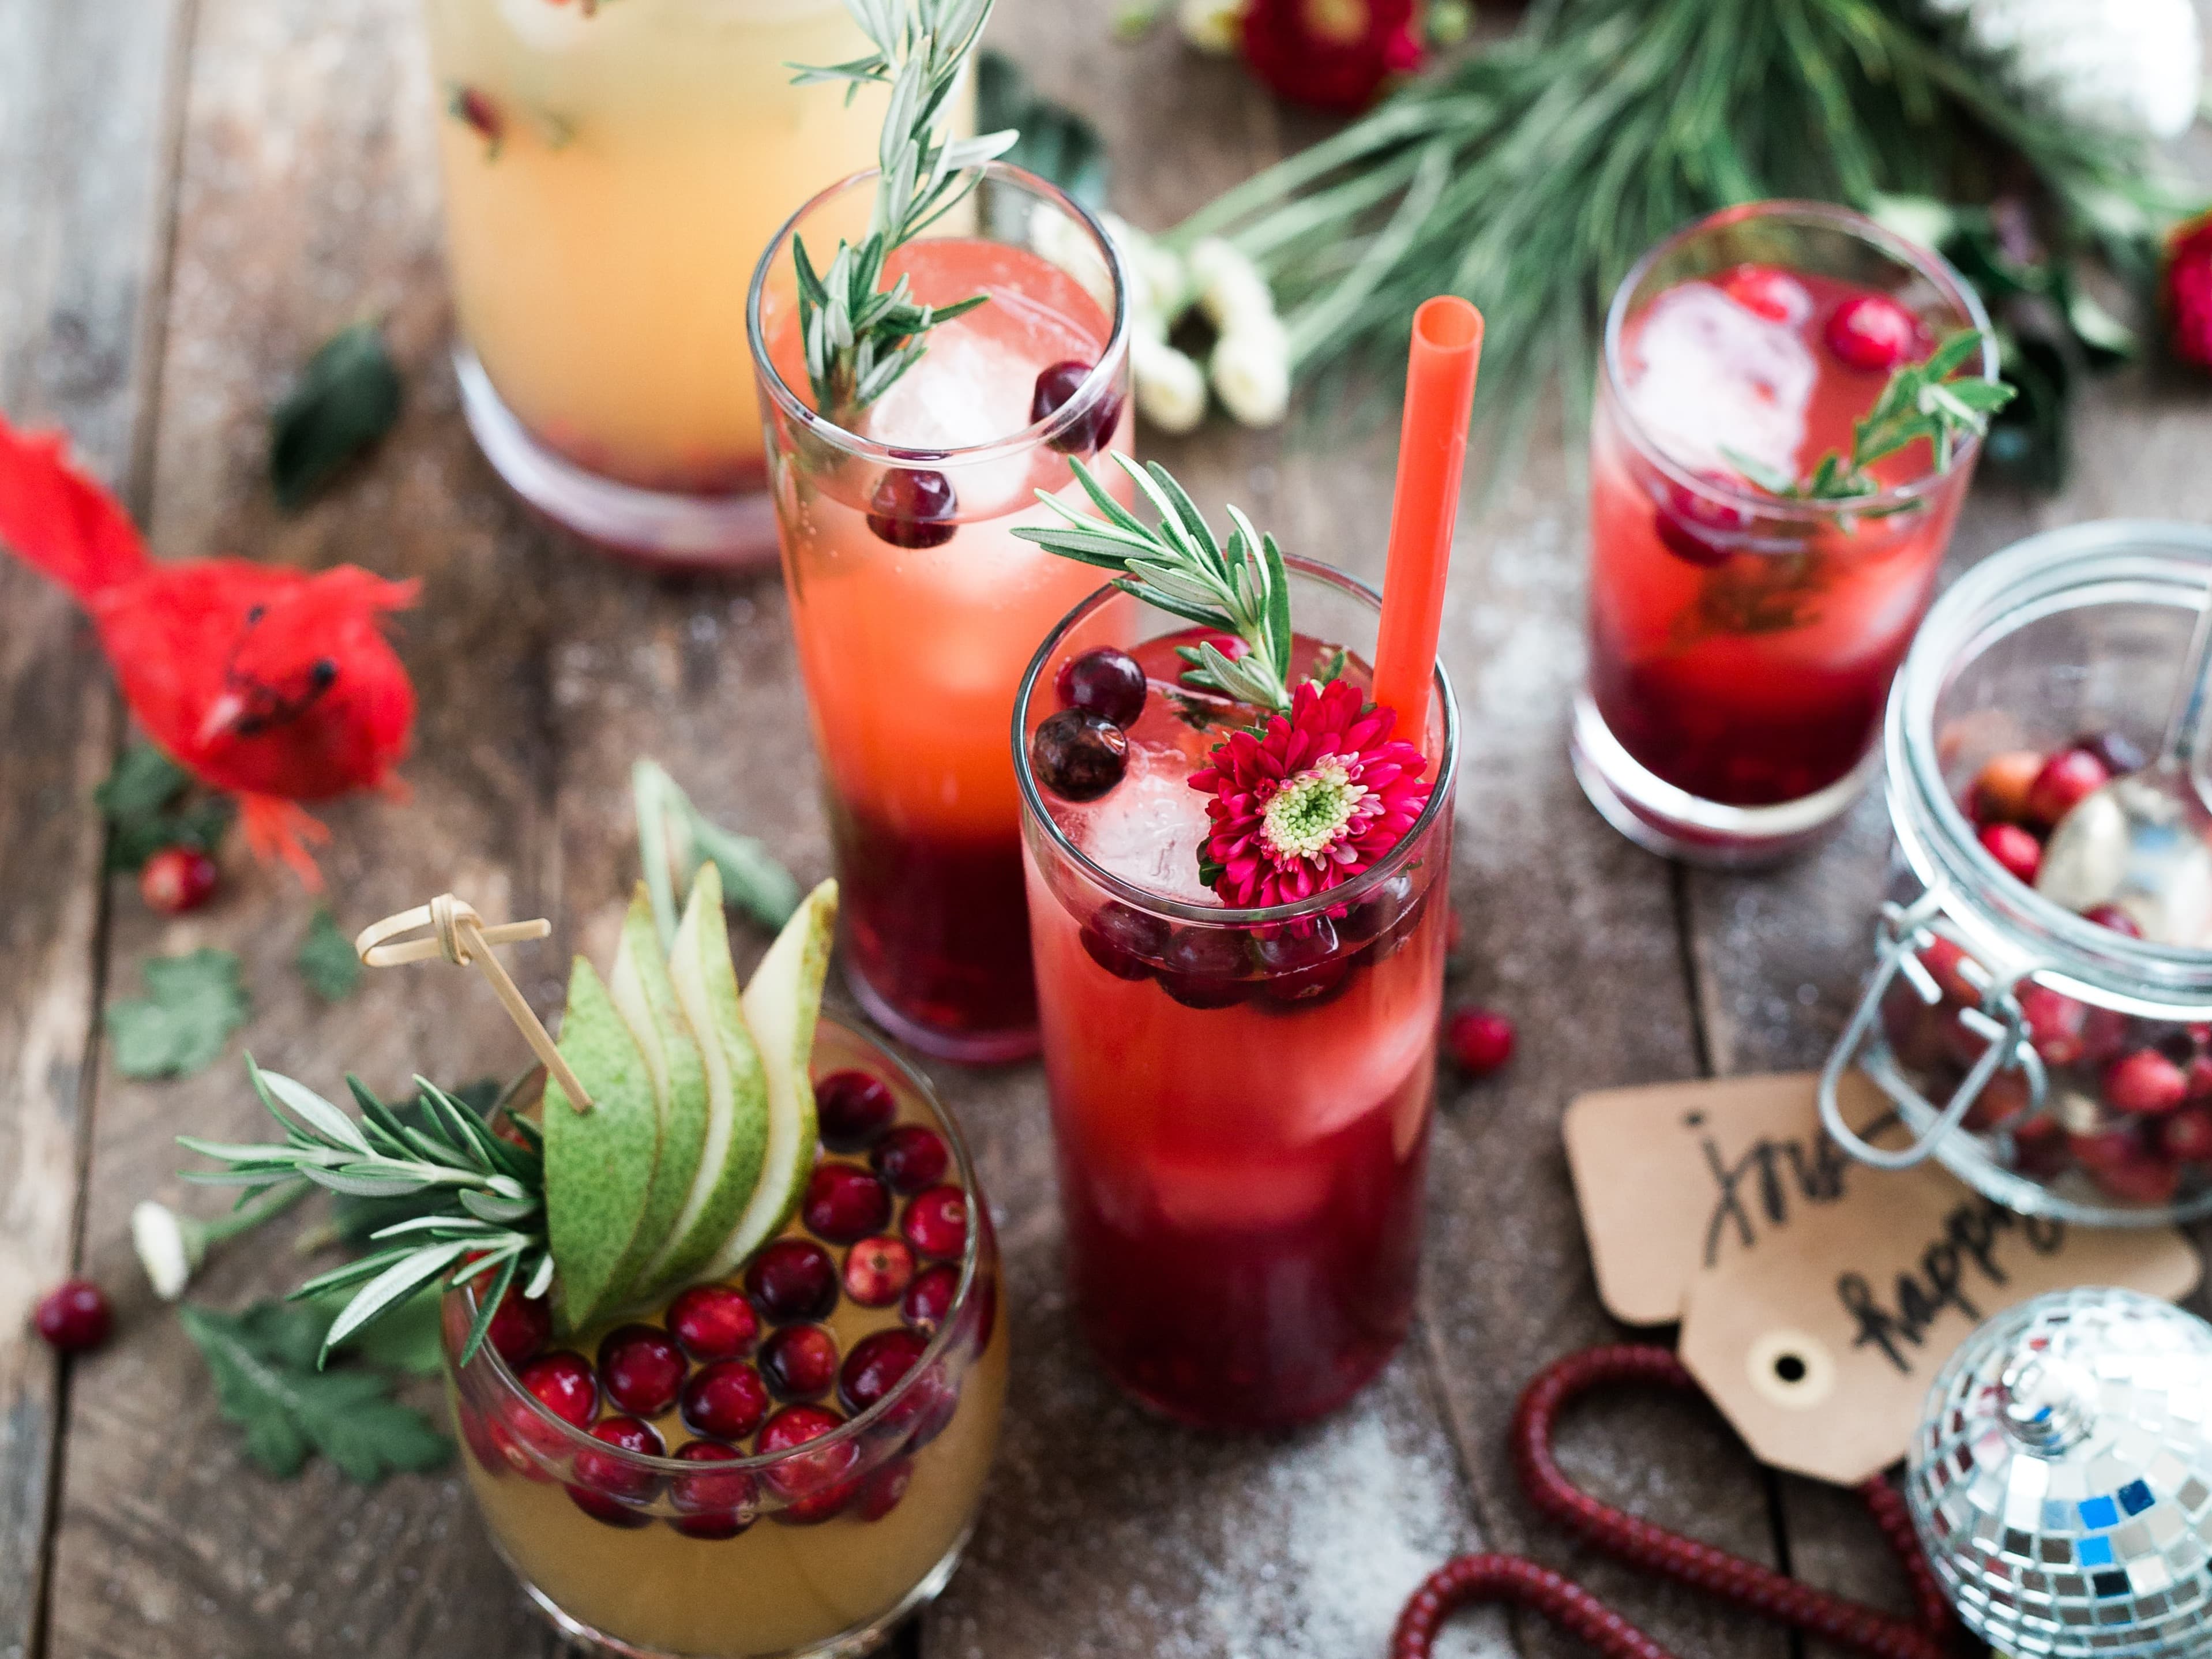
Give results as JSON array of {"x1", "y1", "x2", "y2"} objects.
[
  {"x1": 1015, "y1": 561, "x2": 1457, "y2": 1432},
  {"x1": 1573, "y1": 201, "x2": 1995, "y2": 866},
  {"x1": 748, "y1": 165, "x2": 1132, "y2": 1061}
]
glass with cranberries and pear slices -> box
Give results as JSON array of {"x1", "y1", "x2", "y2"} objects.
[
  {"x1": 1012, "y1": 538, "x2": 1457, "y2": 1433},
  {"x1": 184, "y1": 871, "x2": 1004, "y2": 1659},
  {"x1": 1575, "y1": 200, "x2": 2006, "y2": 867},
  {"x1": 423, "y1": 0, "x2": 936, "y2": 568},
  {"x1": 748, "y1": 160, "x2": 1132, "y2": 1064}
]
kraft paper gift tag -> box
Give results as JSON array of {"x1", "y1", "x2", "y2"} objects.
[{"x1": 1564, "y1": 1071, "x2": 2201, "y2": 1486}]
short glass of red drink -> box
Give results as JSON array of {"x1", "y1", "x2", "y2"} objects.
[
  {"x1": 748, "y1": 163, "x2": 1132, "y2": 1063},
  {"x1": 1015, "y1": 560, "x2": 1457, "y2": 1432},
  {"x1": 1574, "y1": 200, "x2": 1996, "y2": 866}
]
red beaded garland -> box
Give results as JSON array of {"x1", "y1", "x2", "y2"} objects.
[{"x1": 1392, "y1": 1346, "x2": 1956, "y2": 1659}]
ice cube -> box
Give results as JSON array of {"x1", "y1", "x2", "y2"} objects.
[
  {"x1": 861, "y1": 321, "x2": 1039, "y2": 519},
  {"x1": 1625, "y1": 282, "x2": 1813, "y2": 480},
  {"x1": 1062, "y1": 739, "x2": 1219, "y2": 905}
]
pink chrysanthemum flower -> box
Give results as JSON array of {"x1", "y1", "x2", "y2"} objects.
[{"x1": 1188, "y1": 676, "x2": 1430, "y2": 908}]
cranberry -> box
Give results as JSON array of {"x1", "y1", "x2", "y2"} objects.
[
  {"x1": 866, "y1": 468, "x2": 957, "y2": 549},
  {"x1": 902, "y1": 1264, "x2": 960, "y2": 1333},
  {"x1": 597, "y1": 1324, "x2": 687, "y2": 1418},
  {"x1": 759, "y1": 1406, "x2": 859, "y2": 1525},
  {"x1": 33, "y1": 1279, "x2": 111, "y2": 1353},
  {"x1": 2082, "y1": 1007, "x2": 2138, "y2": 1063},
  {"x1": 2106, "y1": 1049, "x2": 2190, "y2": 1116},
  {"x1": 1343, "y1": 870, "x2": 1416, "y2": 947},
  {"x1": 1031, "y1": 359, "x2": 1123, "y2": 455},
  {"x1": 844, "y1": 1235, "x2": 917, "y2": 1307},
  {"x1": 857, "y1": 1457, "x2": 915, "y2": 1522},
  {"x1": 840, "y1": 1329, "x2": 928, "y2": 1414},
  {"x1": 2012, "y1": 1117, "x2": 2071, "y2": 1180},
  {"x1": 802, "y1": 1162, "x2": 892, "y2": 1244},
  {"x1": 2083, "y1": 903, "x2": 2143, "y2": 938},
  {"x1": 1197, "y1": 632, "x2": 1250, "y2": 662},
  {"x1": 2025, "y1": 748, "x2": 2110, "y2": 828},
  {"x1": 485, "y1": 1289, "x2": 551, "y2": 1367},
  {"x1": 1056, "y1": 647, "x2": 1148, "y2": 726},
  {"x1": 1719, "y1": 264, "x2": 1809, "y2": 323},
  {"x1": 902, "y1": 1185, "x2": 970, "y2": 1260},
  {"x1": 1253, "y1": 920, "x2": 1350, "y2": 1006},
  {"x1": 2160, "y1": 1107, "x2": 2212, "y2": 1162},
  {"x1": 1915, "y1": 936, "x2": 1981, "y2": 1008},
  {"x1": 453, "y1": 85, "x2": 502, "y2": 146},
  {"x1": 816, "y1": 1070, "x2": 897, "y2": 1152},
  {"x1": 457, "y1": 1400, "x2": 510, "y2": 1477},
  {"x1": 681, "y1": 1359, "x2": 772, "y2": 1440},
  {"x1": 140, "y1": 846, "x2": 218, "y2": 915},
  {"x1": 1445, "y1": 1007, "x2": 1516, "y2": 1076},
  {"x1": 761, "y1": 1324, "x2": 841, "y2": 1400},
  {"x1": 2069, "y1": 1123, "x2": 2145, "y2": 1171},
  {"x1": 516, "y1": 1351, "x2": 598, "y2": 1433},
  {"x1": 568, "y1": 1416, "x2": 662, "y2": 1527},
  {"x1": 2190, "y1": 1054, "x2": 2212, "y2": 1104},
  {"x1": 2091, "y1": 1154, "x2": 2181, "y2": 1206},
  {"x1": 2019, "y1": 985, "x2": 2089, "y2": 1067},
  {"x1": 1080, "y1": 901, "x2": 1170, "y2": 981},
  {"x1": 1653, "y1": 472, "x2": 1752, "y2": 568},
  {"x1": 1978, "y1": 823, "x2": 2042, "y2": 885},
  {"x1": 1030, "y1": 708, "x2": 1128, "y2": 801},
  {"x1": 2074, "y1": 730, "x2": 2146, "y2": 777},
  {"x1": 872, "y1": 1125, "x2": 950, "y2": 1193},
  {"x1": 671, "y1": 1440, "x2": 756, "y2": 1540},
  {"x1": 1966, "y1": 750, "x2": 2043, "y2": 827},
  {"x1": 1158, "y1": 925, "x2": 1249, "y2": 1009},
  {"x1": 1823, "y1": 293, "x2": 1923, "y2": 373},
  {"x1": 745, "y1": 1238, "x2": 839, "y2": 1323},
  {"x1": 666, "y1": 1283, "x2": 759, "y2": 1361}
]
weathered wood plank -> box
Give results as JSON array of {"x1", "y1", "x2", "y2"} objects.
[{"x1": 0, "y1": 1, "x2": 191, "y2": 1655}]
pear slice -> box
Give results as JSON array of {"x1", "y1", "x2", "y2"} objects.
[
  {"x1": 637, "y1": 864, "x2": 772, "y2": 1291},
  {"x1": 604, "y1": 882, "x2": 711, "y2": 1304},
  {"x1": 542, "y1": 958, "x2": 662, "y2": 1333},
  {"x1": 700, "y1": 879, "x2": 837, "y2": 1281}
]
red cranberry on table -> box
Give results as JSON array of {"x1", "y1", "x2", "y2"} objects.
[
  {"x1": 872, "y1": 1125, "x2": 950, "y2": 1194},
  {"x1": 1978, "y1": 822, "x2": 2042, "y2": 885},
  {"x1": 485, "y1": 1289, "x2": 551, "y2": 1367},
  {"x1": 1056, "y1": 646, "x2": 1148, "y2": 726},
  {"x1": 1653, "y1": 472, "x2": 1752, "y2": 568},
  {"x1": 682, "y1": 1359, "x2": 772, "y2": 1441},
  {"x1": 902, "y1": 1185, "x2": 970, "y2": 1260},
  {"x1": 1030, "y1": 708, "x2": 1129, "y2": 802},
  {"x1": 2024, "y1": 748, "x2": 2111, "y2": 828},
  {"x1": 666, "y1": 1283, "x2": 758, "y2": 1361},
  {"x1": 597, "y1": 1324, "x2": 687, "y2": 1418},
  {"x1": 761, "y1": 1324, "x2": 841, "y2": 1401},
  {"x1": 140, "y1": 846, "x2": 218, "y2": 915},
  {"x1": 866, "y1": 468, "x2": 957, "y2": 550},
  {"x1": 844, "y1": 1235, "x2": 917, "y2": 1307},
  {"x1": 671, "y1": 1440, "x2": 756, "y2": 1540},
  {"x1": 1966, "y1": 750, "x2": 2042, "y2": 827},
  {"x1": 568, "y1": 1416, "x2": 663, "y2": 1527},
  {"x1": 1445, "y1": 1007, "x2": 1516, "y2": 1076},
  {"x1": 33, "y1": 1279, "x2": 111, "y2": 1353},
  {"x1": 816, "y1": 1069, "x2": 897, "y2": 1152},
  {"x1": 1031, "y1": 359, "x2": 1123, "y2": 455},
  {"x1": 902, "y1": 1263, "x2": 959, "y2": 1333},
  {"x1": 802, "y1": 1162, "x2": 893, "y2": 1244},
  {"x1": 1823, "y1": 293, "x2": 1924, "y2": 373},
  {"x1": 840, "y1": 1329, "x2": 929, "y2": 1414},
  {"x1": 746, "y1": 1238, "x2": 840, "y2": 1323},
  {"x1": 2105, "y1": 1048, "x2": 2190, "y2": 1116},
  {"x1": 1080, "y1": 901, "x2": 1171, "y2": 981}
]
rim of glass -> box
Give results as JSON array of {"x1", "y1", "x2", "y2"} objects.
[
  {"x1": 460, "y1": 1014, "x2": 987, "y2": 1476},
  {"x1": 745, "y1": 160, "x2": 1131, "y2": 468},
  {"x1": 1013, "y1": 555, "x2": 1461, "y2": 927},
  {"x1": 1892, "y1": 518, "x2": 2212, "y2": 994},
  {"x1": 1601, "y1": 198, "x2": 1997, "y2": 521}
]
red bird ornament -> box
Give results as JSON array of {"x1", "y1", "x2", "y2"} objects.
[{"x1": 0, "y1": 415, "x2": 418, "y2": 888}]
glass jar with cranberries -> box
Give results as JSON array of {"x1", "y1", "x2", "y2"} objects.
[{"x1": 1820, "y1": 521, "x2": 2212, "y2": 1224}]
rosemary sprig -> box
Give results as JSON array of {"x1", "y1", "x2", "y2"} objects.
[
  {"x1": 179, "y1": 1057, "x2": 551, "y2": 1367},
  {"x1": 1731, "y1": 328, "x2": 2016, "y2": 503},
  {"x1": 786, "y1": 0, "x2": 1017, "y2": 423},
  {"x1": 1012, "y1": 454, "x2": 1294, "y2": 712}
]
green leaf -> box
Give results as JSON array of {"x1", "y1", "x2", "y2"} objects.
[
  {"x1": 178, "y1": 1301, "x2": 450, "y2": 1482},
  {"x1": 269, "y1": 322, "x2": 402, "y2": 511},
  {"x1": 96, "y1": 742, "x2": 231, "y2": 874},
  {"x1": 96, "y1": 742, "x2": 190, "y2": 821},
  {"x1": 108, "y1": 949, "x2": 250, "y2": 1079},
  {"x1": 327, "y1": 1080, "x2": 503, "y2": 1246},
  {"x1": 295, "y1": 910, "x2": 363, "y2": 1002},
  {"x1": 978, "y1": 50, "x2": 1109, "y2": 209}
]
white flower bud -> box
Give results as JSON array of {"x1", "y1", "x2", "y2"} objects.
[
  {"x1": 1177, "y1": 0, "x2": 1245, "y2": 54},
  {"x1": 1188, "y1": 237, "x2": 1278, "y2": 334},
  {"x1": 1209, "y1": 317, "x2": 1292, "y2": 429},
  {"x1": 1102, "y1": 211, "x2": 1192, "y2": 325},
  {"x1": 132, "y1": 1199, "x2": 201, "y2": 1301},
  {"x1": 1133, "y1": 336, "x2": 1209, "y2": 434}
]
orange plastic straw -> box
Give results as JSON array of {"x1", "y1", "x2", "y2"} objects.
[{"x1": 1372, "y1": 296, "x2": 1484, "y2": 738}]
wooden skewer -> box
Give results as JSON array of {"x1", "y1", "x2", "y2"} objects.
[{"x1": 355, "y1": 895, "x2": 593, "y2": 1113}]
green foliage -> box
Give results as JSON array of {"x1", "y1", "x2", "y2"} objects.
[
  {"x1": 108, "y1": 948, "x2": 250, "y2": 1079},
  {"x1": 177, "y1": 1300, "x2": 449, "y2": 1482},
  {"x1": 270, "y1": 321, "x2": 402, "y2": 509},
  {"x1": 295, "y1": 910, "x2": 363, "y2": 1002},
  {"x1": 96, "y1": 742, "x2": 230, "y2": 874},
  {"x1": 633, "y1": 759, "x2": 802, "y2": 948}
]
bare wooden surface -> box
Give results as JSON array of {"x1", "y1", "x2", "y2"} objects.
[{"x1": 3, "y1": 2, "x2": 2209, "y2": 1657}]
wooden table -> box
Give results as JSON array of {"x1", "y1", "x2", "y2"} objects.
[{"x1": 5, "y1": 3, "x2": 2211, "y2": 1656}]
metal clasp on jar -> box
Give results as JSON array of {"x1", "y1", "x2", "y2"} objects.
[{"x1": 1820, "y1": 888, "x2": 2051, "y2": 1170}]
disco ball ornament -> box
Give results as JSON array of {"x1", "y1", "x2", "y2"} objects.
[{"x1": 1905, "y1": 1287, "x2": 2212, "y2": 1657}]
